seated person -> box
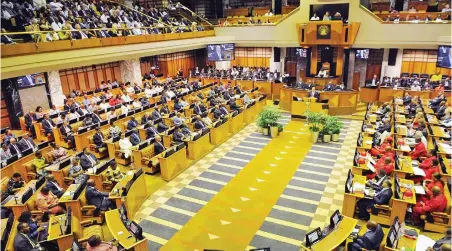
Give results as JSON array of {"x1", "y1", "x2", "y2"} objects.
[
  {"x1": 419, "y1": 173, "x2": 444, "y2": 204},
  {"x1": 18, "y1": 211, "x2": 48, "y2": 242},
  {"x1": 87, "y1": 235, "x2": 118, "y2": 251},
  {"x1": 82, "y1": 114, "x2": 93, "y2": 127},
  {"x1": 357, "y1": 180, "x2": 393, "y2": 220},
  {"x1": 92, "y1": 110, "x2": 103, "y2": 124},
  {"x1": 35, "y1": 187, "x2": 66, "y2": 215},
  {"x1": 127, "y1": 116, "x2": 139, "y2": 130},
  {"x1": 410, "y1": 137, "x2": 427, "y2": 160},
  {"x1": 172, "y1": 112, "x2": 185, "y2": 127},
  {"x1": 194, "y1": 101, "x2": 207, "y2": 115},
  {"x1": 419, "y1": 150, "x2": 437, "y2": 171},
  {"x1": 317, "y1": 67, "x2": 329, "y2": 78},
  {"x1": 202, "y1": 114, "x2": 213, "y2": 127},
  {"x1": 307, "y1": 87, "x2": 320, "y2": 102},
  {"x1": 32, "y1": 151, "x2": 49, "y2": 176},
  {"x1": 335, "y1": 82, "x2": 346, "y2": 91},
  {"x1": 366, "y1": 157, "x2": 394, "y2": 180},
  {"x1": 45, "y1": 174, "x2": 65, "y2": 198},
  {"x1": 86, "y1": 179, "x2": 115, "y2": 212},
  {"x1": 376, "y1": 119, "x2": 391, "y2": 134},
  {"x1": 151, "y1": 108, "x2": 162, "y2": 121},
  {"x1": 160, "y1": 104, "x2": 170, "y2": 115},
  {"x1": 69, "y1": 157, "x2": 88, "y2": 184},
  {"x1": 80, "y1": 147, "x2": 99, "y2": 170},
  {"x1": 157, "y1": 120, "x2": 169, "y2": 133},
  {"x1": 412, "y1": 186, "x2": 447, "y2": 225},
  {"x1": 347, "y1": 220, "x2": 384, "y2": 251},
  {"x1": 194, "y1": 115, "x2": 207, "y2": 130},
  {"x1": 7, "y1": 172, "x2": 25, "y2": 195},
  {"x1": 14, "y1": 222, "x2": 41, "y2": 251},
  {"x1": 370, "y1": 137, "x2": 393, "y2": 157},
  {"x1": 0, "y1": 143, "x2": 12, "y2": 161},
  {"x1": 9, "y1": 138, "x2": 24, "y2": 157},
  {"x1": 119, "y1": 136, "x2": 134, "y2": 159},
  {"x1": 146, "y1": 123, "x2": 160, "y2": 139},
  {"x1": 105, "y1": 161, "x2": 124, "y2": 185},
  {"x1": 41, "y1": 114, "x2": 56, "y2": 138},
  {"x1": 141, "y1": 113, "x2": 152, "y2": 125},
  {"x1": 173, "y1": 126, "x2": 187, "y2": 144},
  {"x1": 93, "y1": 127, "x2": 107, "y2": 148},
  {"x1": 323, "y1": 82, "x2": 335, "y2": 91},
  {"x1": 154, "y1": 135, "x2": 166, "y2": 155},
  {"x1": 59, "y1": 121, "x2": 75, "y2": 150},
  {"x1": 228, "y1": 98, "x2": 242, "y2": 111},
  {"x1": 19, "y1": 133, "x2": 36, "y2": 152},
  {"x1": 50, "y1": 142, "x2": 67, "y2": 161},
  {"x1": 426, "y1": 227, "x2": 451, "y2": 251}
]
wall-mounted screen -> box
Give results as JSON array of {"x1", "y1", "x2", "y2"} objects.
[
  {"x1": 207, "y1": 43, "x2": 235, "y2": 61},
  {"x1": 437, "y1": 45, "x2": 451, "y2": 69},
  {"x1": 17, "y1": 73, "x2": 46, "y2": 89},
  {"x1": 296, "y1": 48, "x2": 308, "y2": 57},
  {"x1": 356, "y1": 49, "x2": 369, "y2": 59}
]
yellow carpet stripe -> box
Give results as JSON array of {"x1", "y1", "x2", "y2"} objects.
[
  {"x1": 272, "y1": 205, "x2": 315, "y2": 217},
  {"x1": 296, "y1": 169, "x2": 330, "y2": 177},
  {"x1": 265, "y1": 217, "x2": 309, "y2": 231},
  {"x1": 285, "y1": 185, "x2": 324, "y2": 194},
  {"x1": 145, "y1": 216, "x2": 183, "y2": 230},
  {"x1": 173, "y1": 194, "x2": 207, "y2": 205},
  {"x1": 214, "y1": 162, "x2": 243, "y2": 170},
  {"x1": 255, "y1": 230, "x2": 302, "y2": 246},
  {"x1": 185, "y1": 185, "x2": 218, "y2": 195},
  {"x1": 143, "y1": 232, "x2": 167, "y2": 245},
  {"x1": 196, "y1": 177, "x2": 227, "y2": 185},
  {"x1": 160, "y1": 204, "x2": 195, "y2": 217},
  {"x1": 292, "y1": 176, "x2": 328, "y2": 185},
  {"x1": 204, "y1": 169, "x2": 236, "y2": 177},
  {"x1": 280, "y1": 194, "x2": 319, "y2": 205}
]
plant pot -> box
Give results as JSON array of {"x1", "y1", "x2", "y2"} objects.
[
  {"x1": 270, "y1": 126, "x2": 278, "y2": 138},
  {"x1": 332, "y1": 134, "x2": 339, "y2": 142},
  {"x1": 311, "y1": 131, "x2": 319, "y2": 143},
  {"x1": 323, "y1": 134, "x2": 331, "y2": 143},
  {"x1": 256, "y1": 127, "x2": 263, "y2": 133},
  {"x1": 263, "y1": 128, "x2": 269, "y2": 136}
]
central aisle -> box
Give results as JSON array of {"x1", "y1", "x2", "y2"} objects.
[{"x1": 160, "y1": 122, "x2": 313, "y2": 251}]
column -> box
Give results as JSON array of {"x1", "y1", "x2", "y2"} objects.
[
  {"x1": 355, "y1": 55, "x2": 368, "y2": 87},
  {"x1": 47, "y1": 70, "x2": 66, "y2": 107},
  {"x1": 347, "y1": 50, "x2": 355, "y2": 89},
  {"x1": 119, "y1": 59, "x2": 142, "y2": 85},
  {"x1": 296, "y1": 56, "x2": 307, "y2": 82}
]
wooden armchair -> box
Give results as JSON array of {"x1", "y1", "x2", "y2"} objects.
[
  {"x1": 62, "y1": 167, "x2": 74, "y2": 187},
  {"x1": 100, "y1": 172, "x2": 115, "y2": 192},
  {"x1": 132, "y1": 144, "x2": 158, "y2": 173},
  {"x1": 72, "y1": 219, "x2": 104, "y2": 247},
  {"x1": 79, "y1": 192, "x2": 104, "y2": 222},
  {"x1": 369, "y1": 199, "x2": 393, "y2": 226},
  {"x1": 113, "y1": 141, "x2": 131, "y2": 166},
  {"x1": 88, "y1": 129, "x2": 110, "y2": 159},
  {"x1": 53, "y1": 127, "x2": 71, "y2": 149},
  {"x1": 23, "y1": 161, "x2": 38, "y2": 182},
  {"x1": 26, "y1": 191, "x2": 45, "y2": 221}
]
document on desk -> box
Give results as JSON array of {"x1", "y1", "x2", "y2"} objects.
[
  {"x1": 412, "y1": 166, "x2": 426, "y2": 176},
  {"x1": 367, "y1": 154, "x2": 376, "y2": 165},
  {"x1": 400, "y1": 145, "x2": 411, "y2": 152},
  {"x1": 416, "y1": 235, "x2": 435, "y2": 251},
  {"x1": 365, "y1": 140, "x2": 373, "y2": 145},
  {"x1": 367, "y1": 162, "x2": 376, "y2": 172},
  {"x1": 439, "y1": 143, "x2": 452, "y2": 154},
  {"x1": 414, "y1": 185, "x2": 426, "y2": 195}
]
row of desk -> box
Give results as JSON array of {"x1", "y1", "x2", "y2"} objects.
[{"x1": 359, "y1": 87, "x2": 451, "y2": 104}]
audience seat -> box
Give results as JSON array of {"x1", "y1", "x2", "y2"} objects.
[
  {"x1": 79, "y1": 191, "x2": 104, "y2": 222},
  {"x1": 133, "y1": 144, "x2": 158, "y2": 173},
  {"x1": 88, "y1": 129, "x2": 110, "y2": 159},
  {"x1": 72, "y1": 218, "x2": 104, "y2": 248},
  {"x1": 411, "y1": 73, "x2": 419, "y2": 78},
  {"x1": 422, "y1": 186, "x2": 451, "y2": 233},
  {"x1": 401, "y1": 72, "x2": 410, "y2": 77},
  {"x1": 106, "y1": 140, "x2": 131, "y2": 166},
  {"x1": 4, "y1": 221, "x2": 18, "y2": 251},
  {"x1": 369, "y1": 198, "x2": 393, "y2": 226},
  {"x1": 420, "y1": 74, "x2": 429, "y2": 79}
]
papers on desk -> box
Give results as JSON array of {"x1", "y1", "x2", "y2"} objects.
[
  {"x1": 411, "y1": 160, "x2": 419, "y2": 166},
  {"x1": 367, "y1": 162, "x2": 376, "y2": 172},
  {"x1": 412, "y1": 166, "x2": 426, "y2": 176},
  {"x1": 416, "y1": 235, "x2": 435, "y2": 251},
  {"x1": 367, "y1": 154, "x2": 376, "y2": 165},
  {"x1": 400, "y1": 145, "x2": 411, "y2": 152},
  {"x1": 365, "y1": 140, "x2": 373, "y2": 145},
  {"x1": 414, "y1": 185, "x2": 426, "y2": 195},
  {"x1": 439, "y1": 143, "x2": 452, "y2": 154}
]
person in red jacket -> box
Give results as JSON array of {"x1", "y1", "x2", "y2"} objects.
[
  {"x1": 425, "y1": 160, "x2": 441, "y2": 180},
  {"x1": 420, "y1": 173, "x2": 445, "y2": 203},
  {"x1": 419, "y1": 150, "x2": 437, "y2": 172},
  {"x1": 370, "y1": 137, "x2": 393, "y2": 157},
  {"x1": 367, "y1": 157, "x2": 394, "y2": 180},
  {"x1": 411, "y1": 138, "x2": 427, "y2": 160},
  {"x1": 412, "y1": 186, "x2": 447, "y2": 224}
]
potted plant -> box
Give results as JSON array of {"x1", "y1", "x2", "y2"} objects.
[
  {"x1": 305, "y1": 111, "x2": 326, "y2": 143},
  {"x1": 258, "y1": 107, "x2": 281, "y2": 138},
  {"x1": 331, "y1": 118, "x2": 343, "y2": 142}
]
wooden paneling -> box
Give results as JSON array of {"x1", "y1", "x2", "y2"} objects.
[
  {"x1": 87, "y1": 71, "x2": 96, "y2": 89},
  {"x1": 366, "y1": 65, "x2": 381, "y2": 80},
  {"x1": 353, "y1": 71, "x2": 360, "y2": 90},
  {"x1": 0, "y1": 93, "x2": 11, "y2": 129},
  {"x1": 311, "y1": 45, "x2": 318, "y2": 75},
  {"x1": 77, "y1": 72, "x2": 87, "y2": 90},
  {"x1": 401, "y1": 49, "x2": 451, "y2": 76},
  {"x1": 336, "y1": 47, "x2": 344, "y2": 76}
]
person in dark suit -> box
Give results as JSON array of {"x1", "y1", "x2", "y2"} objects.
[
  {"x1": 18, "y1": 133, "x2": 36, "y2": 152},
  {"x1": 213, "y1": 105, "x2": 224, "y2": 120},
  {"x1": 172, "y1": 127, "x2": 186, "y2": 144},
  {"x1": 91, "y1": 110, "x2": 103, "y2": 124},
  {"x1": 141, "y1": 113, "x2": 152, "y2": 125},
  {"x1": 24, "y1": 111, "x2": 37, "y2": 138},
  {"x1": 45, "y1": 174, "x2": 65, "y2": 198},
  {"x1": 357, "y1": 180, "x2": 393, "y2": 220},
  {"x1": 41, "y1": 114, "x2": 55, "y2": 138},
  {"x1": 335, "y1": 82, "x2": 346, "y2": 91},
  {"x1": 127, "y1": 116, "x2": 139, "y2": 130},
  {"x1": 376, "y1": 119, "x2": 391, "y2": 134},
  {"x1": 60, "y1": 121, "x2": 75, "y2": 150},
  {"x1": 80, "y1": 147, "x2": 99, "y2": 170},
  {"x1": 157, "y1": 121, "x2": 169, "y2": 133},
  {"x1": 93, "y1": 127, "x2": 107, "y2": 148},
  {"x1": 323, "y1": 82, "x2": 335, "y2": 91},
  {"x1": 210, "y1": 45, "x2": 224, "y2": 61},
  {"x1": 151, "y1": 109, "x2": 161, "y2": 121},
  {"x1": 160, "y1": 104, "x2": 170, "y2": 115},
  {"x1": 403, "y1": 93, "x2": 412, "y2": 105},
  {"x1": 9, "y1": 138, "x2": 24, "y2": 157},
  {"x1": 347, "y1": 221, "x2": 384, "y2": 251},
  {"x1": 194, "y1": 115, "x2": 206, "y2": 130},
  {"x1": 154, "y1": 136, "x2": 166, "y2": 155},
  {"x1": 193, "y1": 101, "x2": 206, "y2": 116},
  {"x1": 307, "y1": 87, "x2": 320, "y2": 102},
  {"x1": 235, "y1": 85, "x2": 243, "y2": 95},
  {"x1": 435, "y1": 101, "x2": 447, "y2": 119},
  {"x1": 228, "y1": 98, "x2": 242, "y2": 111},
  {"x1": 129, "y1": 131, "x2": 141, "y2": 146},
  {"x1": 146, "y1": 124, "x2": 160, "y2": 139},
  {"x1": 85, "y1": 179, "x2": 115, "y2": 212},
  {"x1": 14, "y1": 223, "x2": 38, "y2": 251}
]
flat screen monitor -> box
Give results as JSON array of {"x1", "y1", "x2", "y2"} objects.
[
  {"x1": 133, "y1": 168, "x2": 143, "y2": 181},
  {"x1": 59, "y1": 157, "x2": 71, "y2": 169},
  {"x1": 120, "y1": 204, "x2": 128, "y2": 222},
  {"x1": 37, "y1": 141, "x2": 49, "y2": 150},
  {"x1": 138, "y1": 141, "x2": 149, "y2": 150},
  {"x1": 35, "y1": 176, "x2": 45, "y2": 190},
  {"x1": 118, "y1": 114, "x2": 126, "y2": 120},
  {"x1": 305, "y1": 227, "x2": 322, "y2": 248},
  {"x1": 437, "y1": 45, "x2": 451, "y2": 69},
  {"x1": 345, "y1": 169, "x2": 354, "y2": 193},
  {"x1": 125, "y1": 130, "x2": 134, "y2": 138},
  {"x1": 392, "y1": 216, "x2": 401, "y2": 233},
  {"x1": 22, "y1": 148, "x2": 33, "y2": 157},
  {"x1": 112, "y1": 136, "x2": 120, "y2": 143},
  {"x1": 164, "y1": 148, "x2": 175, "y2": 158},
  {"x1": 207, "y1": 43, "x2": 235, "y2": 61},
  {"x1": 356, "y1": 49, "x2": 369, "y2": 59},
  {"x1": 128, "y1": 221, "x2": 143, "y2": 239},
  {"x1": 330, "y1": 210, "x2": 342, "y2": 228},
  {"x1": 21, "y1": 188, "x2": 33, "y2": 204},
  {"x1": 250, "y1": 248, "x2": 270, "y2": 251},
  {"x1": 78, "y1": 127, "x2": 87, "y2": 134},
  {"x1": 17, "y1": 73, "x2": 46, "y2": 89},
  {"x1": 71, "y1": 240, "x2": 82, "y2": 251}
]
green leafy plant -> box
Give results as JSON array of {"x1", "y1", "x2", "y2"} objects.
[
  {"x1": 277, "y1": 123, "x2": 284, "y2": 132},
  {"x1": 305, "y1": 111, "x2": 326, "y2": 132},
  {"x1": 257, "y1": 107, "x2": 282, "y2": 128},
  {"x1": 331, "y1": 118, "x2": 343, "y2": 134}
]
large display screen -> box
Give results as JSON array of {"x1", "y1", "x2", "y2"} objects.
[
  {"x1": 437, "y1": 45, "x2": 451, "y2": 69},
  {"x1": 356, "y1": 49, "x2": 369, "y2": 59},
  {"x1": 17, "y1": 73, "x2": 46, "y2": 89},
  {"x1": 207, "y1": 43, "x2": 235, "y2": 61}
]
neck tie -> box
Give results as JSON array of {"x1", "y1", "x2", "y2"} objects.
[
  {"x1": 159, "y1": 142, "x2": 165, "y2": 150},
  {"x1": 13, "y1": 144, "x2": 19, "y2": 153},
  {"x1": 87, "y1": 154, "x2": 96, "y2": 166},
  {"x1": 48, "y1": 120, "x2": 53, "y2": 128},
  {"x1": 99, "y1": 133, "x2": 103, "y2": 140}
]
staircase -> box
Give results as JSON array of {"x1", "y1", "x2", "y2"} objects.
[
  {"x1": 337, "y1": 102, "x2": 367, "y2": 121},
  {"x1": 168, "y1": 4, "x2": 214, "y2": 30}
]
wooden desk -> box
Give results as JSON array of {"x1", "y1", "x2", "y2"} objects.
[
  {"x1": 74, "y1": 124, "x2": 109, "y2": 152},
  {"x1": 109, "y1": 172, "x2": 134, "y2": 209},
  {"x1": 105, "y1": 209, "x2": 148, "y2": 250},
  {"x1": 431, "y1": 126, "x2": 450, "y2": 138},
  {"x1": 159, "y1": 146, "x2": 188, "y2": 181},
  {"x1": 379, "y1": 88, "x2": 404, "y2": 103},
  {"x1": 405, "y1": 90, "x2": 431, "y2": 99},
  {"x1": 394, "y1": 157, "x2": 413, "y2": 179},
  {"x1": 124, "y1": 170, "x2": 148, "y2": 219},
  {"x1": 292, "y1": 101, "x2": 328, "y2": 116},
  {"x1": 58, "y1": 184, "x2": 84, "y2": 220},
  {"x1": 243, "y1": 106, "x2": 256, "y2": 124},
  {"x1": 210, "y1": 121, "x2": 230, "y2": 146},
  {"x1": 360, "y1": 87, "x2": 379, "y2": 103},
  {"x1": 395, "y1": 114, "x2": 406, "y2": 124},
  {"x1": 1, "y1": 146, "x2": 51, "y2": 182},
  {"x1": 342, "y1": 175, "x2": 366, "y2": 218},
  {"x1": 408, "y1": 1, "x2": 428, "y2": 11},
  {"x1": 391, "y1": 179, "x2": 417, "y2": 225},
  {"x1": 253, "y1": 81, "x2": 272, "y2": 97},
  {"x1": 384, "y1": 227, "x2": 419, "y2": 251},
  {"x1": 187, "y1": 133, "x2": 212, "y2": 160},
  {"x1": 229, "y1": 112, "x2": 245, "y2": 134},
  {"x1": 44, "y1": 161, "x2": 71, "y2": 189},
  {"x1": 47, "y1": 214, "x2": 76, "y2": 251},
  {"x1": 236, "y1": 80, "x2": 254, "y2": 91},
  {"x1": 300, "y1": 216, "x2": 358, "y2": 250},
  {"x1": 4, "y1": 180, "x2": 38, "y2": 219},
  {"x1": 306, "y1": 77, "x2": 341, "y2": 86}
]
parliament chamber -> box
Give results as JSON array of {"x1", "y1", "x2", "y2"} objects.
[{"x1": 0, "y1": 0, "x2": 451, "y2": 250}]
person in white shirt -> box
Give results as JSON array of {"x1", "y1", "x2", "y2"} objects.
[
  {"x1": 48, "y1": 105, "x2": 60, "y2": 116},
  {"x1": 311, "y1": 13, "x2": 320, "y2": 21},
  {"x1": 78, "y1": 105, "x2": 89, "y2": 116},
  {"x1": 411, "y1": 84, "x2": 421, "y2": 91},
  {"x1": 126, "y1": 85, "x2": 135, "y2": 94},
  {"x1": 99, "y1": 100, "x2": 110, "y2": 110},
  {"x1": 119, "y1": 137, "x2": 134, "y2": 159},
  {"x1": 105, "y1": 90, "x2": 113, "y2": 99},
  {"x1": 49, "y1": 0, "x2": 63, "y2": 12},
  {"x1": 144, "y1": 87, "x2": 153, "y2": 98},
  {"x1": 90, "y1": 95, "x2": 101, "y2": 104},
  {"x1": 442, "y1": 4, "x2": 451, "y2": 12},
  {"x1": 167, "y1": 89, "x2": 176, "y2": 98},
  {"x1": 132, "y1": 23, "x2": 142, "y2": 35},
  {"x1": 107, "y1": 110, "x2": 117, "y2": 121},
  {"x1": 132, "y1": 99, "x2": 142, "y2": 108},
  {"x1": 435, "y1": 14, "x2": 443, "y2": 22},
  {"x1": 122, "y1": 93, "x2": 132, "y2": 102},
  {"x1": 100, "y1": 12, "x2": 109, "y2": 23},
  {"x1": 121, "y1": 103, "x2": 129, "y2": 115},
  {"x1": 264, "y1": 11, "x2": 273, "y2": 16},
  {"x1": 68, "y1": 109, "x2": 79, "y2": 120}
]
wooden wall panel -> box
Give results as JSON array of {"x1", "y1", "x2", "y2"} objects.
[
  {"x1": 401, "y1": 49, "x2": 451, "y2": 76},
  {"x1": 77, "y1": 72, "x2": 87, "y2": 90},
  {"x1": 96, "y1": 69, "x2": 104, "y2": 84},
  {"x1": 336, "y1": 48, "x2": 344, "y2": 76},
  {"x1": 311, "y1": 46, "x2": 318, "y2": 75},
  {"x1": 60, "y1": 76, "x2": 70, "y2": 95},
  {"x1": 67, "y1": 75, "x2": 77, "y2": 93},
  {"x1": 113, "y1": 66, "x2": 122, "y2": 82},
  {"x1": 87, "y1": 71, "x2": 96, "y2": 89},
  {"x1": 1, "y1": 93, "x2": 11, "y2": 129}
]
